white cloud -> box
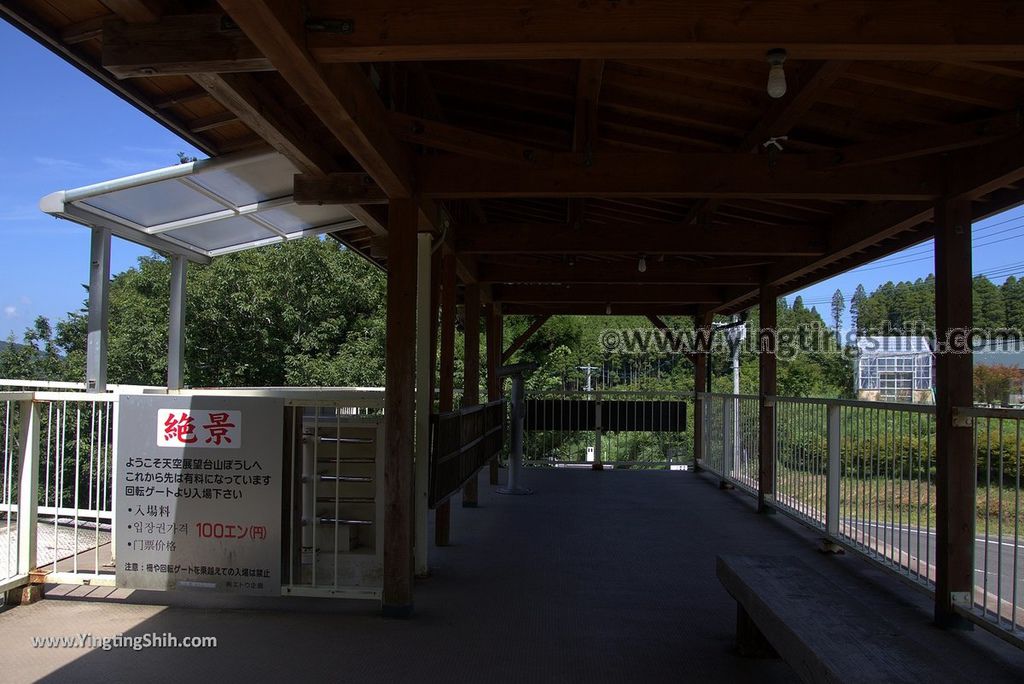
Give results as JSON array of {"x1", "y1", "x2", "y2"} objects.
[
  {"x1": 0, "y1": 205, "x2": 43, "y2": 222},
  {"x1": 3, "y1": 305, "x2": 17, "y2": 319},
  {"x1": 33, "y1": 156, "x2": 85, "y2": 170}
]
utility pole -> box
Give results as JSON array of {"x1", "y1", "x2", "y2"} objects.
[
  {"x1": 578, "y1": 365, "x2": 599, "y2": 392},
  {"x1": 727, "y1": 316, "x2": 747, "y2": 471}
]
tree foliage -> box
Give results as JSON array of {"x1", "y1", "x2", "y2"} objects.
[{"x1": 3, "y1": 239, "x2": 387, "y2": 388}]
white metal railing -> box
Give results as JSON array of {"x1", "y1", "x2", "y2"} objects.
[
  {"x1": 957, "y1": 406, "x2": 1024, "y2": 638},
  {"x1": 698, "y1": 392, "x2": 1024, "y2": 646},
  {"x1": 0, "y1": 391, "x2": 118, "y2": 590},
  {"x1": 0, "y1": 385, "x2": 388, "y2": 599},
  {"x1": 523, "y1": 389, "x2": 690, "y2": 468},
  {"x1": 1, "y1": 394, "x2": 34, "y2": 594},
  {"x1": 699, "y1": 393, "x2": 760, "y2": 491}
]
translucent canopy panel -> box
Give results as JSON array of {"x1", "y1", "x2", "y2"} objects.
[{"x1": 39, "y1": 151, "x2": 363, "y2": 263}]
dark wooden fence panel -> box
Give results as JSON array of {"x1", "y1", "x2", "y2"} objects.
[
  {"x1": 525, "y1": 399, "x2": 686, "y2": 432},
  {"x1": 429, "y1": 400, "x2": 504, "y2": 507}
]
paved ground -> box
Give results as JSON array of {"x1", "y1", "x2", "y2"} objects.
[
  {"x1": 0, "y1": 521, "x2": 111, "y2": 579},
  {"x1": 2, "y1": 468, "x2": 1024, "y2": 683}
]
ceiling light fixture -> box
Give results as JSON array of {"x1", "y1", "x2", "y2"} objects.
[
  {"x1": 638, "y1": 255, "x2": 647, "y2": 273},
  {"x1": 766, "y1": 48, "x2": 788, "y2": 99}
]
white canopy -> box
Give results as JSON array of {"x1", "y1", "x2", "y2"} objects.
[{"x1": 40, "y1": 151, "x2": 362, "y2": 263}]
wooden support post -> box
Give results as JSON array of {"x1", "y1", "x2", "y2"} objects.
[
  {"x1": 692, "y1": 312, "x2": 713, "y2": 470},
  {"x1": 435, "y1": 250, "x2": 457, "y2": 546},
  {"x1": 414, "y1": 233, "x2": 432, "y2": 577},
  {"x1": 382, "y1": 198, "x2": 418, "y2": 617},
  {"x1": 758, "y1": 285, "x2": 778, "y2": 514},
  {"x1": 462, "y1": 282, "x2": 482, "y2": 507},
  {"x1": 486, "y1": 303, "x2": 503, "y2": 485},
  {"x1": 933, "y1": 196, "x2": 975, "y2": 629}
]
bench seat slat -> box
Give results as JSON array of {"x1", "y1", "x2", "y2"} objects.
[{"x1": 716, "y1": 555, "x2": 967, "y2": 684}]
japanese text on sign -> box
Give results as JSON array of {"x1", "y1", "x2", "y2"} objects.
[{"x1": 157, "y1": 409, "x2": 241, "y2": 449}]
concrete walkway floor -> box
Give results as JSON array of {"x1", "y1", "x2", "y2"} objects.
[{"x1": 3, "y1": 468, "x2": 1024, "y2": 683}]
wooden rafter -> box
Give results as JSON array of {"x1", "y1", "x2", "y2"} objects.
[
  {"x1": 477, "y1": 261, "x2": 761, "y2": 285},
  {"x1": 503, "y1": 303, "x2": 697, "y2": 316},
  {"x1": 685, "y1": 60, "x2": 848, "y2": 224},
  {"x1": 301, "y1": 2, "x2": 1024, "y2": 62},
  {"x1": 416, "y1": 153, "x2": 939, "y2": 200},
  {"x1": 493, "y1": 284, "x2": 723, "y2": 305},
  {"x1": 218, "y1": 0, "x2": 414, "y2": 198},
  {"x1": 454, "y1": 222, "x2": 826, "y2": 256},
  {"x1": 568, "y1": 59, "x2": 604, "y2": 227}
]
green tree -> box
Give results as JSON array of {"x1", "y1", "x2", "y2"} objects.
[
  {"x1": 56, "y1": 239, "x2": 387, "y2": 387},
  {"x1": 0, "y1": 317, "x2": 71, "y2": 381},
  {"x1": 830, "y1": 289, "x2": 845, "y2": 342},
  {"x1": 973, "y1": 275, "x2": 1005, "y2": 331},
  {"x1": 1003, "y1": 276, "x2": 1024, "y2": 330},
  {"x1": 849, "y1": 284, "x2": 867, "y2": 334}
]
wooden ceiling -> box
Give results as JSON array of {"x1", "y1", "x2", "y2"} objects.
[{"x1": 5, "y1": 1, "x2": 1024, "y2": 316}]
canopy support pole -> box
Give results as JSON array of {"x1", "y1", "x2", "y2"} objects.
[
  {"x1": 167, "y1": 255, "x2": 187, "y2": 390},
  {"x1": 86, "y1": 227, "x2": 111, "y2": 393}
]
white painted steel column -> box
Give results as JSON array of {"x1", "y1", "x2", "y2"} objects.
[
  {"x1": 17, "y1": 401, "x2": 40, "y2": 575},
  {"x1": 86, "y1": 228, "x2": 111, "y2": 393},
  {"x1": 167, "y1": 255, "x2": 187, "y2": 390},
  {"x1": 414, "y1": 233, "x2": 432, "y2": 577}
]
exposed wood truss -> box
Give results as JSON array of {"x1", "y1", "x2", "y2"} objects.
[{"x1": 6, "y1": 0, "x2": 1024, "y2": 315}]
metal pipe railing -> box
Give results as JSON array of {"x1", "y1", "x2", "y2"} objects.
[{"x1": 700, "y1": 392, "x2": 1024, "y2": 646}]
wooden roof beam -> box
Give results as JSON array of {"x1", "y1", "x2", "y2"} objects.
[
  {"x1": 477, "y1": 261, "x2": 762, "y2": 285},
  {"x1": 569, "y1": 59, "x2": 605, "y2": 227},
  {"x1": 715, "y1": 133, "x2": 1024, "y2": 313},
  {"x1": 454, "y1": 222, "x2": 826, "y2": 256},
  {"x1": 218, "y1": 1, "x2": 414, "y2": 199},
  {"x1": 302, "y1": 2, "x2": 1024, "y2": 62},
  {"x1": 828, "y1": 111, "x2": 1024, "y2": 168},
  {"x1": 102, "y1": 15, "x2": 273, "y2": 78},
  {"x1": 416, "y1": 153, "x2": 939, "y2": 200},
  {"x1": 684, "y1": 60, "x2": 848, "y2": 224},
  {"x1": 492, "y1": 284, "x2": 724, "y2": 305},
  {"x1": 388, "y1": 112, "x2": 550, "y2": 166},
  {"x1": 502, "y1": 303, "x2": 698, "y2": 316}
]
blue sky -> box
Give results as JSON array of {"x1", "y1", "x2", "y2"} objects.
[
  {"x1": 1, "y1": 20, "x2": 1023, "y2": 342},
  {"x1": 0, "y1": 22, "x2": 202, "y2": 341}
]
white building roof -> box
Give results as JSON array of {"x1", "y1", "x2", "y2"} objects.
[{"x1": 39, "y1": 151, "x2": 362, "y2": 264}]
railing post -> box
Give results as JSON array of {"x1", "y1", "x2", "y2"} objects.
[
  {"x1": 758, "y1": 284, "x2": 778, "y2": 513},
  {"x1": 826, "y1": 403, "x2": 841, "y2": 539},
  {"x1": 722, "y1": 396, "x2": 734, "y2": 484},
  {"x1": 17, "y1": 400, "x2": 40, "y2": 577},
  {"x1": 592, "y1": 391, "x2": 603, "y2": 470}
]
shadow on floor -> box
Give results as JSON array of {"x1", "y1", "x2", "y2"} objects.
[{"x1": 2, "y1": 468, "x2": 1024, "y2": 683}]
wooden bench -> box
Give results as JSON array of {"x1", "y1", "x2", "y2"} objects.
[{"x1": 716, "y1": 555, "x2": 967, "y2": 683}]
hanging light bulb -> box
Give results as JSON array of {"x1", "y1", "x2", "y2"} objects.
[
  {"x1": 766, "y1": 48, "x2": 788, "y2": 99},
  {"x1": 638, "y1": 255, "x2": 647, "y2": 273}
]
